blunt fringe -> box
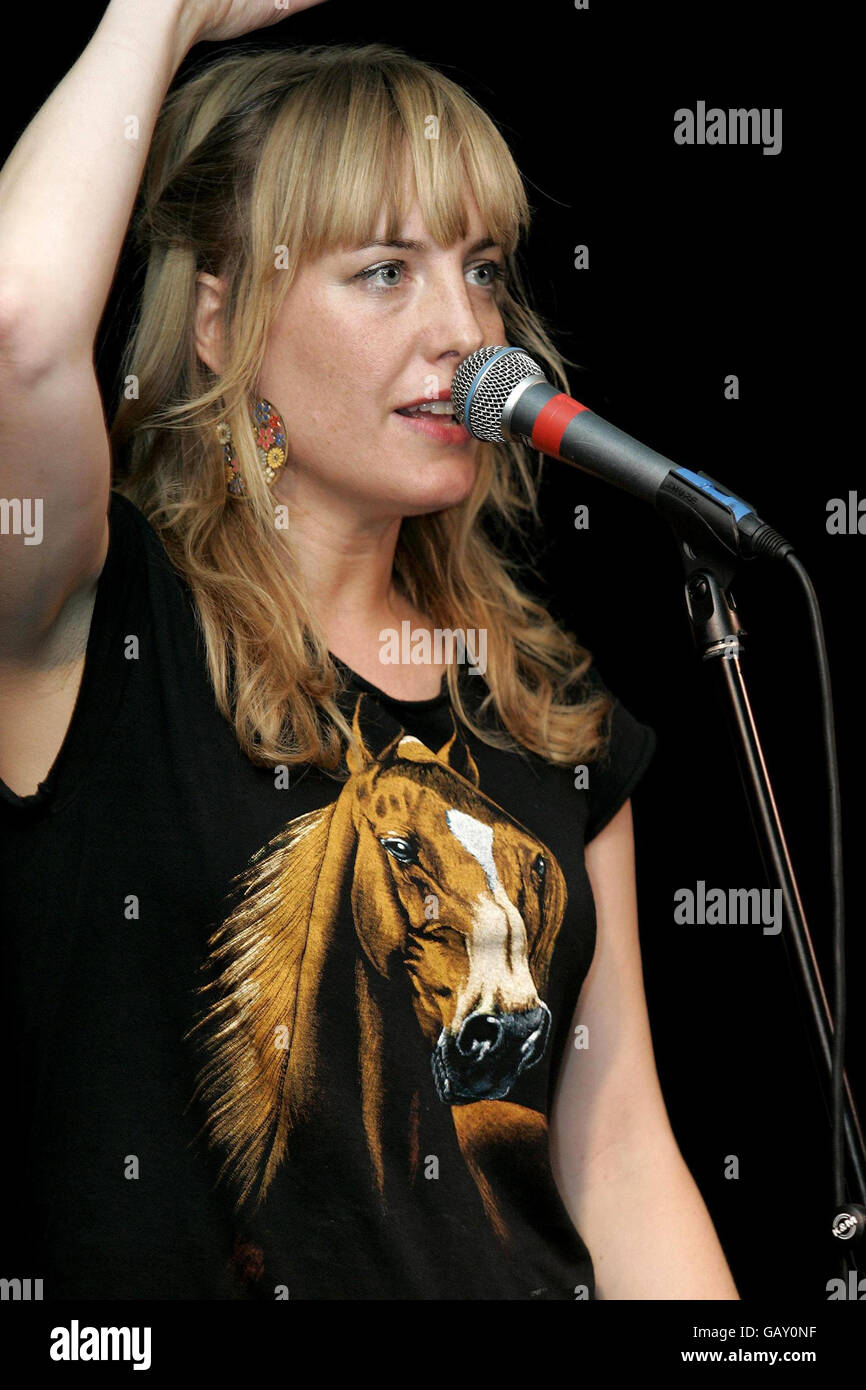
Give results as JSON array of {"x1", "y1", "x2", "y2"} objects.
[{"x1": 109, "y1": 41, "x2": 612, "y2": 781}]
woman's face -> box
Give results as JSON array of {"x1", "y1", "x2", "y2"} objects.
[{"x1": 259, "y1": 182, "x2": 507, "y2": 523}]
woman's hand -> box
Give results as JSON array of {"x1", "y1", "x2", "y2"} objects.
[{"x1": 184, "y1": 0, "x2": 330, "y2": 46}]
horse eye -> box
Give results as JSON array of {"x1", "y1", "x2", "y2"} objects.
[
  {"x1": 532, "y1": 853, "x2": 546, "y2": 883},
  {"x1": 380, "y1": 835, "x2": 417, "y2": 865}
]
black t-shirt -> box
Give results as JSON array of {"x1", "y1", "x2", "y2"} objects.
[{"x1": 0, "y1": 490, "x2": 655, "y2": 1300}]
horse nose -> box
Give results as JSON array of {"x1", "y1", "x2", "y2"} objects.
[
  {"x1": 456, "y1": 1005, "x2": 549, "y2": 1071},
  {"x1": 429, "y1": 1003, "x2": 551, "y2": 1102},
  {"x1": 456, "y1": 1012, "x2": 504, "y2": 1060}
]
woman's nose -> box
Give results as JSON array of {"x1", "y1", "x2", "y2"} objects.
[{"x1": 419, "y1": 271, "x2": 490, "y2": 362}]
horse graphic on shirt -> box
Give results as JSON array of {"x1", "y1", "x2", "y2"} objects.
[{"x1": 186, "y1": 690, "x2": 569, "y2": 1248}]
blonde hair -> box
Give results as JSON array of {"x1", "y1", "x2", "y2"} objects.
[{"x1": 110, "y1": 41, "x2": 611, "y2": 779}]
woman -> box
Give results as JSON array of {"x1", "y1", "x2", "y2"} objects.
[{"x1": 0, "y1": 0, "x2": 739, "y2": 1300}]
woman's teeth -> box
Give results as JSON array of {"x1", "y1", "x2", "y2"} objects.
[{"x1": 397, "y1": 401, "x2": 455, "y2": 416}]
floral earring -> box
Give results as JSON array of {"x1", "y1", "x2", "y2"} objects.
[{"x1": 220, "y1": 397, "x2": 288, "y2": 497}]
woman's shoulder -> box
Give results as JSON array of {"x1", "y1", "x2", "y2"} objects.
[
  {"x1": 107, "y1": 488, "x2": 174, "y2": 564},
  {"x1": 580, "y1": 663, "x2": 657, "y2": 843},
  {"x1": 0, "y1": 490, "x2": 201, "y2": 817},
  {"x1": 104, "y1": 488, "x2": 199, "y2": 608}
]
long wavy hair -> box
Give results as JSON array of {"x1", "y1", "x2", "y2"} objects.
[{"x1": 110, "y1": 41, "x2": 612, "y2": 779}]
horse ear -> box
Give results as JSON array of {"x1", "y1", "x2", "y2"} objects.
[
  {"x1": 345, "y1": 693, "x2": 388, "y2": 774},
  {"x1": 435, "y1": 715, "x2": 481, "y2": 787}
]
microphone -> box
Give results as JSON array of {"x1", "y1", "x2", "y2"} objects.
[{"x1": 451, "y1": 345, "x2": 792, "y2": 561}]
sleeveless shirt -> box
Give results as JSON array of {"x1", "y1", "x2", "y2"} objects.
[{"x1": 0, "y1": 490, "x2": 656, "y2": 1300}]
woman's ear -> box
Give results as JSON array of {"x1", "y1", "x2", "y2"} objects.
[{"x1": 194, "y1": 272, "x2": 228, "y2": 375}]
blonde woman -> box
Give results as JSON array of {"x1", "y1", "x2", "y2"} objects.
[{"x1": 0, "y1": 0, "x2": 739, "y2": 1300}]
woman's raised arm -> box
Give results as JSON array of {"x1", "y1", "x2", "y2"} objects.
[{"x1": 0, "y1": 0, "x2": 325, "y2": 650}]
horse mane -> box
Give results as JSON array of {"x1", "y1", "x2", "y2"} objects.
[{"x1": 184, "y1": 801, "x2": 338, "y2": 1210}]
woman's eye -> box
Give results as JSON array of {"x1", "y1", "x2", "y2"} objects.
[
  {"x1": 468, "y1": 261, "x2": 507, "y2": 288},
  {"x1": 357, "y1": 262, "x2": 405, "y2": 289}
]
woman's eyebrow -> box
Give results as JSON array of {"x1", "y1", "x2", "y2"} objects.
[{"x1": 351, "y1": 236, "x2": 499, "y2": 254}]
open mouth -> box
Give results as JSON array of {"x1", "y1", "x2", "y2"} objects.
[
  {"x1": 395, "y1": 401, "x2": 456, "y2": 418},
  {"x1": 393, "y1": 404, "x2": 471, "y2": 443}
]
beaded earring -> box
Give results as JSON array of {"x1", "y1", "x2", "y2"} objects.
[{"x1": 220, "y1": 397, "x2": 288, "y2": 497}]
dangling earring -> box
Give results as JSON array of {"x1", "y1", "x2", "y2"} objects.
[{"x1": 220, "y1": 397, "x2": 288, "y2": 497}]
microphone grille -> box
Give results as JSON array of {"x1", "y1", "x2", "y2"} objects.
[{"x1": 451, "y1": 345, "x2": 546, "y2": 441}]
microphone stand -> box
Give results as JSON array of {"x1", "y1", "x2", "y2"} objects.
[{"x1": 656, "y1": 489, "x2": 866, "y2": 1284}]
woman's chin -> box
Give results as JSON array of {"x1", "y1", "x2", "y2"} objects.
[{"x1": 393, "y1": 458, "x2": 479, "y2": 512}]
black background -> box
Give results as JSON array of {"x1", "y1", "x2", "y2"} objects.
[{"x1": 3, "y1": 0, "x2": 856, "y2": 1311}]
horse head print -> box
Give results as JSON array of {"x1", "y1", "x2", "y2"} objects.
[
  {"x1": 186, "y1": 691, "x2": 569, "y2": 1246},
  {"x1": 350, "y1": 720, "x2": 567, "y2": 1106}
]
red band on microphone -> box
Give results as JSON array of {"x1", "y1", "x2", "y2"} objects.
[{"x1": 531, "y1": 394, "x2": 589, "y2": 458}]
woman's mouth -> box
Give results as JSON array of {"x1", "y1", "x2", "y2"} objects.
[{"x1": 393, "y1": 405, "x2": 472, "y2": 444}]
